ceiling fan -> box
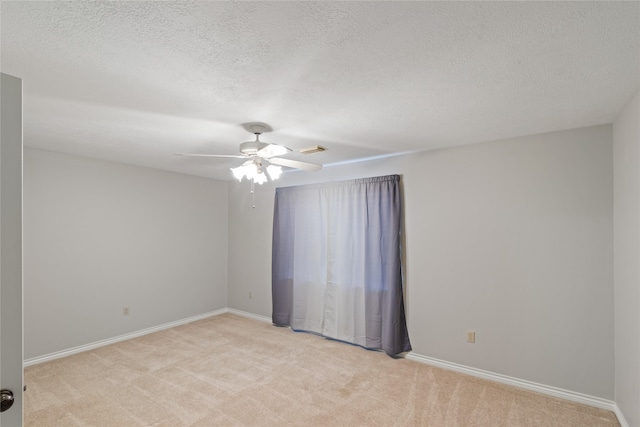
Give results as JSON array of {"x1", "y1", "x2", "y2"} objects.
[{"x1": 177, "y1": 124, "x2": 322, "y2": 184}]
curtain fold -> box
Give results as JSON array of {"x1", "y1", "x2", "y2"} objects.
[{"x1": 272, "y1": 175, "x2": 411, "y2": 356}]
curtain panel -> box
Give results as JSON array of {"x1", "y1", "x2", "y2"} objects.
[{"x1": 272, "y1": 174, "x2": 411, "y2": 356}]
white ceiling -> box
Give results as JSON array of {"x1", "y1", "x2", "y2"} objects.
[{"x1": 2, "y1": 1, "x2": 639, "y2": 180}]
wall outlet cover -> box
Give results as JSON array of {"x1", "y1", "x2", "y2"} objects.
[{"x1": 467, "y1": 331, "x2": 475, "y2": 343}]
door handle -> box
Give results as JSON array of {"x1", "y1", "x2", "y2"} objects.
[{"x1": 0, "y1": 389, "x2": 14, "y2": 413}]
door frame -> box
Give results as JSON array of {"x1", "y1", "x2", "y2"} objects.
[{"x1": 1, "y1": 72, "x2": 24, "y2": 427}]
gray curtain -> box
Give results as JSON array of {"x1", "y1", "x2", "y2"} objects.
[{"x1": 272, "y1": 174, "x2": 411, "y2": 356}]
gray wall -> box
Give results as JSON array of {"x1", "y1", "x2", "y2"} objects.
[
  {"x1": 23, "y1": 123, "x2": 617, "y2": 402},
  {"x1": 23, "y1": 149, "x2": 228, "y2": 359},
  {"x1": 613, "y1": 91, "x2": 640, "y2": 426},
  {"x1": 228, "y1": 125, "x2": 614, "y2": 399}
]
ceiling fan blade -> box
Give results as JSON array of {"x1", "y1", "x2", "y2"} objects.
[
  {"x1": 256, "y1": 143, "x2": 292, "y2": 158},
  {"x1": 269, "y1": 157, "x2": 322, "y2": 172},
  {"x1": 176, "y1": 153, "x2": 246, "y2": 158}
]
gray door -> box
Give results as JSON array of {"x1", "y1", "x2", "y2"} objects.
[{"x1": 1, "y1": 73, "x2": 24, "y2": 427}]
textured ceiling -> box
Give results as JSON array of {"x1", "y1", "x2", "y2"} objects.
[{"x1": 2, "y1": 1, "x2": 639, "y2": 180}]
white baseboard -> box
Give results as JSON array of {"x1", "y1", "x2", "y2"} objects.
[
  {"x1": 613, "y1": 403, "x2": 630, "y2": 427},
  {"x1": 23, "y1": 308, "x2": 228, "y2": 367},
  {"x1": 227, "y1": 308, "x2": 272, "y2": 323},
  {"x1": 405, "y1": 353, "x2": 616, "y2": 413}
]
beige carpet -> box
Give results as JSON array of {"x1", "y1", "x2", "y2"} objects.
[{"x1": 25, "y1": 313, "x2": 619, "y2": 426}]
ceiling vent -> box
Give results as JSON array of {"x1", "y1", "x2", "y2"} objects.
[{"x1": 299, "y1": 145, "x2": 326, "y2": 155}]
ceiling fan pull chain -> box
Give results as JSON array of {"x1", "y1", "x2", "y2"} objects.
[{"x1": 251, "y1": 179, "x2": 256, "y2": 209}]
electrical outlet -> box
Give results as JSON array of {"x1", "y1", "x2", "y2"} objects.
[
  {"x1": 467, "y1": 330, "x2": 475, "y2": 343},
  {"x1": 123, "y1": 307, "x2": 129, "y2": 316},
  {"x1": 248, "y1": 291, "x2": 253, "y2": 299}
]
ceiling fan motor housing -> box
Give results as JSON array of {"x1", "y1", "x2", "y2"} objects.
[{"x1": 239, "y1": 141, "x2": 268, "y2": 156}]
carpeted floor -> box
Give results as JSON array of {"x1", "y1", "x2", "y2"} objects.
[{"x1": 24, "y1": 313, "x2": 619, "y2": 426}]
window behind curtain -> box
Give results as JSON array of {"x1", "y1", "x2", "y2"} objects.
[{"x1": 272, "y1": 174, "x2": 411, "y2": 356}]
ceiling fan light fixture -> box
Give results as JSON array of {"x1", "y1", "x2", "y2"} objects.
[
  {"x1": 231, "y1": 165, "x2": 246, "y2": 181},
  {"x1": 267, "y1": 165, "x2": 282, "y2": 180},
  {"x1": 253, "y1": 171, "x2": 268, "y2": 185},
  {"x1": 231, "y1": 161, "x2": 278, "y2": 185}
]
